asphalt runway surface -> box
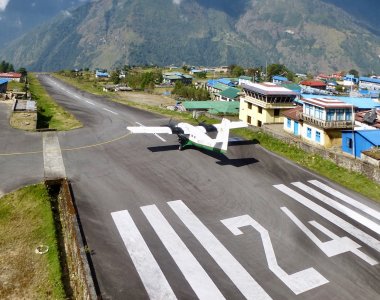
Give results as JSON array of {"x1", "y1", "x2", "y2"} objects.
[{"x1": 1, "y1": 74, "x2": 379, "y2": 299}]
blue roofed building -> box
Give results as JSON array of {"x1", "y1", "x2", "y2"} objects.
[
  {"x1": 272, "y1": 76, "x2": 289, "y2": 85},
  {"x1": 359, "y1": 77, "x2": 380, "y2": 91},
  {"x1": 342, "y1": 129, "x2": 380, "y2": 158},
  {"x1": 95, "y1": 70, "x2": 110, "y2": 78},
  {"x1": 0, "y1": 79, "x2": 9, "y2": 93}
]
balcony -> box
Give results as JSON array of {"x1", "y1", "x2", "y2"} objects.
[{"x1": 301, "y1": 113, "x2": 354, "y2": 129}]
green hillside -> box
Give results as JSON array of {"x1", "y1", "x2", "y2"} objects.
[{"x1": 1, "y1": 0, "x2": 380, "y2": 73}]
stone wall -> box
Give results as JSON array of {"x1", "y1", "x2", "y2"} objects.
[
  {"x1": 261, "y1": 125, "x2": 380, "y2": 184},
  {"x1": 50, "y1": 179, "x2": 98, "y2": 300}
]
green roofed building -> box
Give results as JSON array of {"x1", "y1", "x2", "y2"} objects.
[
  {"x1": 218, "y1": 87, "x2": 241, "y2": 102},
  {"x1": 182, "y1": 100, "x2": 240, "y2": 115}
]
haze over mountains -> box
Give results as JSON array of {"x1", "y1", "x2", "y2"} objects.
[{"x1": 1, "y1": 0, "x2": 379, "y2": 74}]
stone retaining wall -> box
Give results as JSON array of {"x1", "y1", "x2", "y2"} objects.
[
  {"x1": 261, "y1": 125, "x2": 380, "y2": 184},
  {"x1": 48, "y1": 179, "x2": 98, "y2": 300}
]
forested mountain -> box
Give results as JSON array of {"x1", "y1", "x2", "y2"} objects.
[
  {"x1": 1, "y1": 0, "x2": 379, "y2": 73},
  {"x1": 0, "y1": 0, "x2": 90, "y2": 44}
]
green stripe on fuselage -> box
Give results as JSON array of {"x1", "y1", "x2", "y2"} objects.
[{"x1": 181, "y1": 138, "x2": 226, "y2": 154}]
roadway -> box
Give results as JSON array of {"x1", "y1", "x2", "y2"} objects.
[{"x1": 1, "y1": 74, "x2": 379, "y2": 299}]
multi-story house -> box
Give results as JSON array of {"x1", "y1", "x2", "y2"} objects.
[
  {"x1": 239, "y1": 82, "x2": 297, "y2": 127},
  {"x1": 284, "y1": 97, "x2": 355, "y2": 148}
]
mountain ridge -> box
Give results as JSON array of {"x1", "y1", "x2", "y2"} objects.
[{"x1": 1, "y1": 0, "x2": 380, "y2": 73}]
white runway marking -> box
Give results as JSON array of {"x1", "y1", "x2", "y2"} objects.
[
  {"x1": 274, "y1": 184, "x2": 380, "y2": 252},
  {"x1": 85, "y1": 100, "x2": 95, "y2": 105},
  {"x1": 43, "y1": 132, "x2": 66, "y2": 179},
  {"x1": 134, "y1": 122, "x2": 167, "y2": 142},
  {"x1": 221, "y1": 214, "x2": 328, "y2": 295},
  {"x1": 308, "y1": 180, "x2": 380, "y2": 221},
  {"x1": 111, "y1": 210, "x2": 177, "y2": 300},
  {"x1": 168, "y1": 200, "x2": 272, "y2": 300},
  {"x1": 282, "y1": 207, "x2": 378, "y2": 265},
  {"x1": 292, "y1": 182, "x2": 380, "y2": 234},
  {"x1": 103, "y1": 108, "x2": 118, "y2": 115},
  {"x1": 141, "y1": 205, "x2": 225, "y2": 300}
]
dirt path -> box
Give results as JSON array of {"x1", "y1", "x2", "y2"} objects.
[{"x1": 115, "y1": 91, "x2": 176, "y2": 107}]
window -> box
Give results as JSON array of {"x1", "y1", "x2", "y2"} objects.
[
  {"x1": 274, "y1": 109, "x2": 280, "y2": 117},
  {"x1": 327, "y1": 109, "x2": 334, "y2": 121},
  {"x1": 307, "y1": 127, "x2": 312, "y2": 138},
  {"x1": 287, "y1": 118, "x2": 291, "y2": 128},
  {"x1": 258, "y1": 120, "x2": 262, "y2": 127},
  {"x1": 346, "y1": 137, "x2": 353, "y2": 149},
  {"x1": 247, "y1": 116, "x2": 251, "y2": 124},
  {"x1": 315, "y1": 107, "x2": 323, "y2": 120},
  {"x1": 258, "y1": 107, "x2": 262, "y2": 114},
  {"x1": 315, "y1": 131, "x2": 321, "y2": 143},
  {"x1": 336, "y1": 109, "x2": 344, "y2": 121},
  {"x1": 248, "y1": 103, "x2": 252, "y2": 110},
  {"x1": 345, "y1": 109, "x2": 352, "y2": 121}
]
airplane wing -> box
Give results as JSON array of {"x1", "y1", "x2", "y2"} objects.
[
  {"x1": 213, "y1": 121, "x2": 248, "y2": 130},
  {"x1": 127, "y1": 126, "x2": 173, "y2": 134}
]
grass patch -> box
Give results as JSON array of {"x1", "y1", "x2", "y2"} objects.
[
  {"x1": 231, "y1": 128, "x2": 380, "y2": 202},
  {"x1": 28, "y1": 73, "x2": 82, "y2": 130},
  {"x1": 53, "y1": 73, "x2": 110, "y2": 97},
  {"x1": 51, "y1": 73, "x2": 380, "y2": 202},
  {"x1": 0, "y1": 184, "x2": 66, "y2": 299},
  {"x1": 7, "y1": 80, "x2": 26, "y2": 92}
]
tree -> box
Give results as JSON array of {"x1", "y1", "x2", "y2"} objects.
[
  {"x1": 348, "y1": 69, "x2": 359, "y2": 78},
  {"x1": 110, "y1": 70, "x2": 121, "y2": 84},
  {"x1": 231, "y1": 65, "x2": 245, "y2": 78},
  {"x1": 17, "y1": 67, "x2": 28, "y2": 77},
  {"x1": 266, "y1": 64, "x2": 295, "y2": 81}
]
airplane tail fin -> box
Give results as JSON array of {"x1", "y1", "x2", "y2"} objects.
[{"x1": 214, "y1": 118, "x2": 231, "y2": 152}]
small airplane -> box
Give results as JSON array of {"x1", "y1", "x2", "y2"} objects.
[{"x1": 127, "y1": 118, "x2": 248, "y2": 153}]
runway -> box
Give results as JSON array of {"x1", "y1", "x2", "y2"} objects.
[{"x1": 0, "y1": 74, "x2": 379, "y2": 299}]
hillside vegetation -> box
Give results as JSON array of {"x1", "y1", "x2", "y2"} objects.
[{"x1": 1, "y1": 0, "x2": 380, "y2": 73}]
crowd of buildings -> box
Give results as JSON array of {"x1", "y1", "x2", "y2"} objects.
[{"x1": 162, "y1": 68, "x2": 380, "y2": 160}]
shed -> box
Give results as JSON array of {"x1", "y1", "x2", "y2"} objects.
[
  {"x1": 0, "y1": 78, "x2": 8, "y2": 93},
  {"x1": 342, "y1": 129, "x2": 380, "y2": 158}
]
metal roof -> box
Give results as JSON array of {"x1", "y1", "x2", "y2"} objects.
[
  {"x1": 219, "y1": 87, "x2": 241, "y2": 99},
  {"x1": 0, "y1": 79, "x2": 9, "y2": 85},
  {"x1": 182, "y1": 100, "x2": 239, "y2": 114},
  {"x1": 302, "y1": 97, "x2": 354, "y2": 109},
  {"x1": 273, "y1": 76, "x2": 288, "y2": 81},
  {"x1": 243, "y1": 82, "x2": 297, "y2": 96},
  {"x1": 301, "y1": 95, "x2": 380, "y2": 110},
  {"x1": 359, "y1": 77, "x2": 380, "y2": 84}
]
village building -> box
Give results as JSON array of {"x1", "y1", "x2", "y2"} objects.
[
  {"x1": 0, "y1": 72, "x2": 22, "y2": 82},
  {"x1": 284, "y1": 97, "x2": 355, "y2": 148},
  {"x1": 239, "y1": 82, "x2": 297, "y2": 127}
]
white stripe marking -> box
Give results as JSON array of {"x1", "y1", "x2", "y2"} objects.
[
  {"x1": 282, "y1": 207, "x2": 378, "y2": 265},
  {"x1": 222, "y1": 214, "x2": 328, "y2": 295},
  {"x1": 292, "y1": 182, "x2": 380, "y2": 234},
  {"x1": 111, "y1": 210, "x2": 177, "y2": 300},
  {"x1": 310, "y1": 221, "x2": 378, "y2": 265},
  {"x1": 274, "y1": 184, "x2": 380, "y2": 252},
  {"x1": 85, "y1": 100, "x2": 95, "y2": 106},
  {"x1": 141, "y1": 205, "x2": 225, "y2": 300},
  {"x1": 309, "y1": 180, "x2": 380, "y2": 221},
  {"x1": 168, "y1": 200, "x2": 272, "y2": 300},
  {"x1": 103, "y1": 108, "x2": 118, "y2": 115}
]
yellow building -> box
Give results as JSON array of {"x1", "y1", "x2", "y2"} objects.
[{"x1": 239, "y1": 82, "x2": 297, "y2": 127}]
